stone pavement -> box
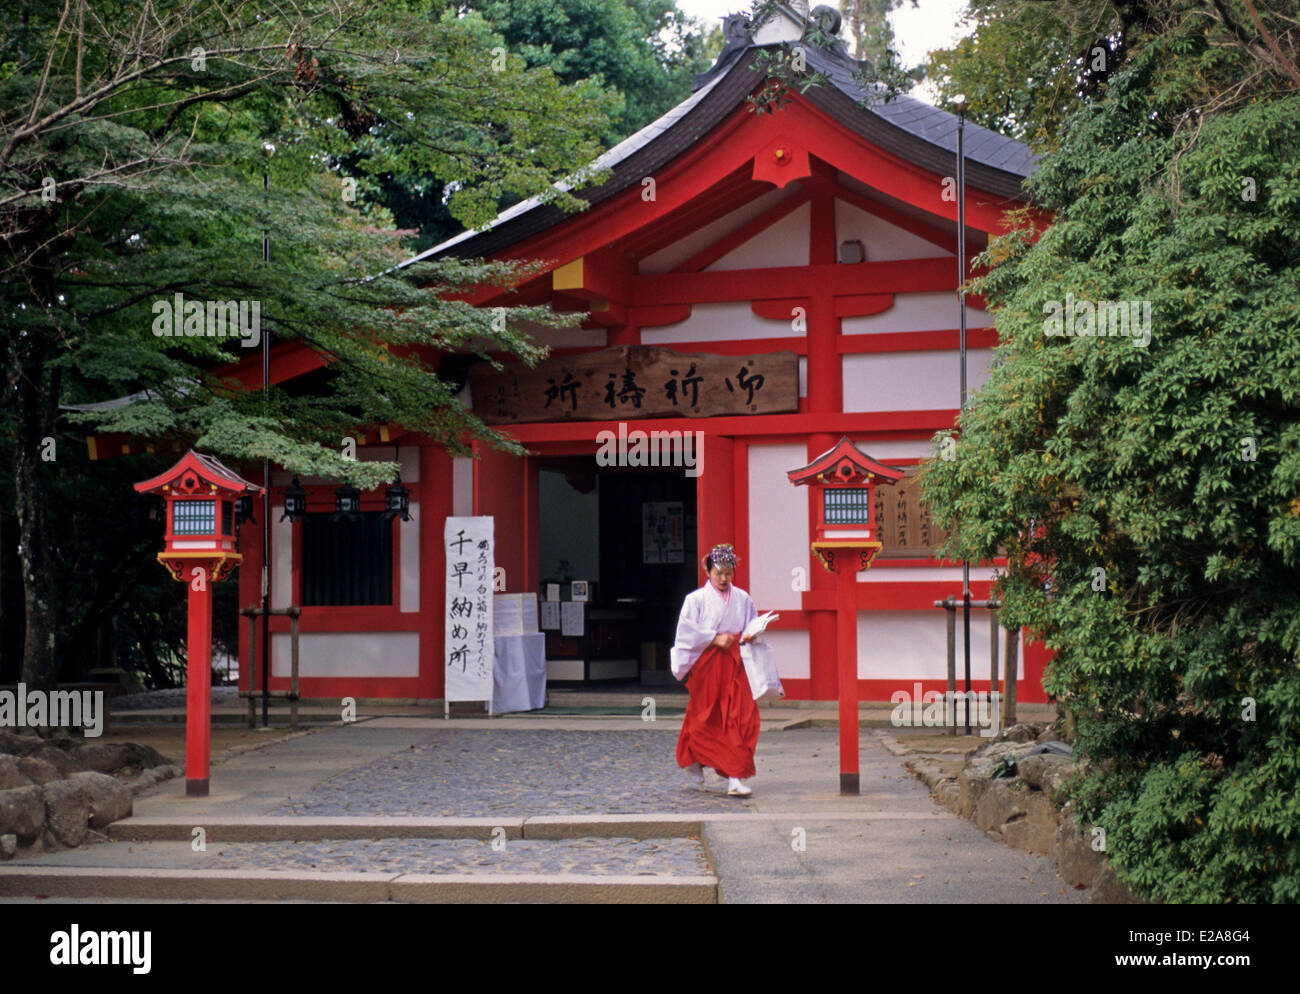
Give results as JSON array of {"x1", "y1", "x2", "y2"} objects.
[{"x1": 0, "y1": 703, "x2": 1078, "y2": 903}]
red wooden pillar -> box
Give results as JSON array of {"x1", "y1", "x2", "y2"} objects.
[
  {"x1": 807, "y1": 433, "x2": 837, "y2": 700},
  {"x1": 697, "y1": 434, "x2": 735, "y2": 563},
  {"x1": 833, "y1": 554, "x2": 860, "y2": 794},
  {"x1": 420, "y1": 444, "x2": 453, "y2": 700},
  {"x1": 186, "y1": 566, "x2": 214, "y2": 797}
]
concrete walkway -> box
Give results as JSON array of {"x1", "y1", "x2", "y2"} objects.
[{"x1": 0, "y1": 705, "x2": 1077, "y2": 904}]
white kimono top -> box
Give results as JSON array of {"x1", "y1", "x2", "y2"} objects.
[{"x1": 670, "y1": 583, "x2": 757, "y2": 681}]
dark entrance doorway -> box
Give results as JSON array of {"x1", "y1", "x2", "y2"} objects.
[{"x1": 537, "y1": 456, "x2": 697, "y2": 684}]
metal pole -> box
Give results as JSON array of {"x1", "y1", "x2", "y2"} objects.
[
  {"x1": 956, "y1": 102, "x2": 972, "y2": 734},
  {"x1": 944, "y1": 598, "x2": 956, "y2": 737},
  {"x1": 261, "y1": 155, "x2": 271, "y2": 729}
]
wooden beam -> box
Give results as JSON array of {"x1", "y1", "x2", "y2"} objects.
[{"x1": 632, "y1": 257, "x2": 964, "y2": 306}]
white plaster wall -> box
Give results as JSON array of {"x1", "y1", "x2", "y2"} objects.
[
  {"x1": 641, "y1": 302, "x2": 796, "y2": 345},
  {"x1": 842, "y1": 348, "x2": 995, "y2": 413},
  {"x1": 841, "y1": 292, "x2": 989, "y2": 335},
  {"x1": 706, "y1": 201, "x2": 810, "y2": 271},
  {"x1": 639, "y1": 187, "x2": 792, "y2": 273},
  {"x1": 798, "y1": 356, "x2": 807, "y2": 397},
  {"x1": 834, "y1": 200, "x2": 952, "y2": 261},
  {"x1": 856, "y1": 610, "x2": 1020, "y2": 682},
  {"x1": 400, "y1": 504, "x2": 420, "y2": 613},
  {"x1": 843, "y1": 439, "x2": 934, "y2": 461},
  {"x1": 746, "y1": 442, "x2": 810, "y2": 611},
  {"x1": 765, "y1": 629, "x2": 810, "y2": 680},
  {"x1": 453, "y1": 457, "x2": 473, "y2": 517},
  {"x1": 858, "y1": 566, "x2": 1000, "y2": 583},
  {"x1": 272, "y1": 632, "x2": 420, "y2": 678}
]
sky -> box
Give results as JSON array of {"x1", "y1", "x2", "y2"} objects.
[{"x1": 674, "y1": 0, "x2": 973, "y2": 104}]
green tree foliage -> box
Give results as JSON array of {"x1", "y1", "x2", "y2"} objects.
[
  {"x1": 923, "y1": 0, "x2": 1157, "y2": 149},
  {"x1": 921, "y1": 1, "x2": 1300, "y2": 901},
  {"x1": 0, "y1": 0, "x2": 618, "y2": 686},
  {"x1": 365, "y1": 0, "x2": 713, "y2": 248}
]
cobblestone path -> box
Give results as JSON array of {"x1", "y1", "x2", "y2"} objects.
[{"x1": 270, "y1": 729, "x2": 755, "y2": 817}]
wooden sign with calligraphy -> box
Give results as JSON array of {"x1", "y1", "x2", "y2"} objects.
[
  {"x1": 468, "y1": 346, "x2": 799, "y2": 424},
  {"x1": 875, "y1": 467, "x2": 951, "y2": 559}
]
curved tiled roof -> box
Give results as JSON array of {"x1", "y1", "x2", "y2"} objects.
[{"x1": 410, "y1": 15, "x2": 1035, "y2": 265}]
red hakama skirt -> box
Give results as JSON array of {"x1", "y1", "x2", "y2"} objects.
[{"x1": 676, "y1": 643, "x2": 760, "y2": 780}]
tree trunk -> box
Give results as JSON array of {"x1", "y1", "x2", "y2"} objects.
[{"x1": 14, "y1": 340, "x2": 59, "y2": 691}]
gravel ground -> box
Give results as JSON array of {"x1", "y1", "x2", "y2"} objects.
[{"x1": 271, "y1": 729, "x2": 756, "y2": 817}]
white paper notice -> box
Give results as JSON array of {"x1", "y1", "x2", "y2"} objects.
[
  {"x1": 561, "y1": 601, "x2": 585, "y2": 637},
  {"x1": 494, "y1": 594, "x2": 522, "y2": 636},
  {"x1": 545, "y1": 583, "x2": 560, "y2": 602},
  {"x1": 540, "y1": 601, "x2": 561, "y2": 631},
  {"x1": 445, "y1": 517, "x2": 494, "y2": 702}
]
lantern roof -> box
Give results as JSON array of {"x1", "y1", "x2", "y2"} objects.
[
  {"x1": 787, "y1": 436, "x2": 903, "y2": 487},
  {"x1": 133, "y1": 450, "x2": 264, "y2": 497}
]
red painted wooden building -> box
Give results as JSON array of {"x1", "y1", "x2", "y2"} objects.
[{"x1": 226, "y1": 6, "x2": 1052, "y2": 704}]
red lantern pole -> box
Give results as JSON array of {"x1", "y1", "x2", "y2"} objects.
[
  {"x1": 834, "y1": 551, "x2": 860, "y2": 794},
  {"x1": 186, "y1": 565, "x2": 214, "y2": 796},
  {"x1": 136, "y1": 451, "x2": 262, "y2": 799}
]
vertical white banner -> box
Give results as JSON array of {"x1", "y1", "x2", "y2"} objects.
[{"x1": 444, "y1": 516, "x2": 494, "y2": 703}]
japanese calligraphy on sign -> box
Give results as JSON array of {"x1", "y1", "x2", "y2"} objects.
[
  {"x1": 468, "y1": 346, "x2": 799, "y2": 424},
  {"x1": 874, "y1": 468, "x2": 951, "y2": 559},
  {"x1": 444, "y1": 516, "x2": 495, "y2": 703}
]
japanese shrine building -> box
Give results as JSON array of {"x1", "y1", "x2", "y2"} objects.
[{"x1": 229, "y1": 4, "x2": 1052, "y2": 704}]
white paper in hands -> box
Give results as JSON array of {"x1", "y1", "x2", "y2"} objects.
[{"x1": 742, "y1": 610, "x2": 779, "y2": 641}]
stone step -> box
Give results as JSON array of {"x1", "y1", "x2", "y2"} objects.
[
  {"x1": 0, "y1": 836, "x2": 718, "y2": 903},
  {"x1": 0, "y1": 866, "x2": 717, "y2": 903},
  {"x1": 105, "y1": 814, "x2": 711, "y2": 842}
]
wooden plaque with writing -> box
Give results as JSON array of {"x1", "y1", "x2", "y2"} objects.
[
  {"x1": 875, "y1": 466, "x2": 950, "y2": 558},
  {"x1": 468, "y1": 345, "x2": 799, "y2": 424}
]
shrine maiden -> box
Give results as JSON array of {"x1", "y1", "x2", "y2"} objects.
[{"x1": 672, "y1": 544, "x2": 760, "y2": 796}]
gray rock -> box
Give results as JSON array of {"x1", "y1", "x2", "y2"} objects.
[
  {"x1": 1035, "y1": 728, "x2": 1061, "y2": 744},
  {"x1": 32, "y1": 746, "x2": 76, "y2": 777},
  {"x1": 1053, "y1": 811, "x2": 1104, "y2": 888},
  {"x1": 72, "y1": 741, "x2": 167, "y2": 775},
  {"x1": 1017, "y1": 753, "x2": 1076, "y2": 798},
  {"x1": 1001, "y1": 791, "x2": 1059, "y2": 854},
  {"x1": 1089, "y1": 862, "x2": 1144, "y2": 904},
  {"x1": 0, "y1": 730, "x2": 40, "y2": 757},
  {"x1": 17, "y1": 755, "x2": 61, "y2": 786},
  {"x1": 0, "y1": 755, "x2": 34, "y2": 790},
  {"x1": 998, "y1": 722, "x2": 1042, "y2": 743},
  {"x1": 71, "y1": 771, "x2": 133, "y2": 829},
  {"x1": 69, "y1": 742, "x2": 129, "y2": 773},
  {"x1": 41, "y1": 779, "x2": 91, "y2": 848},
  {"x1": 151, "y1": 764, "x2": 176, "y2": 782},
  {"x1": 956, "y1": 757, "x2": 997, "y2": 818},
  {"x1": 975, "y1": 778, "x2": 1028, "y2": 833},
  {"x1": 934, "y1": 780, "x2": 960, "y2": 811},
  {"x1": 0, "y1": 785, "x2": 45, "y2": 843},
  {"x1": 128, "y1": 769, "x2": 160, "y2": 797},
  {"x1": 0, "y1": 833, "x2": 15, "y2": 859}
]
